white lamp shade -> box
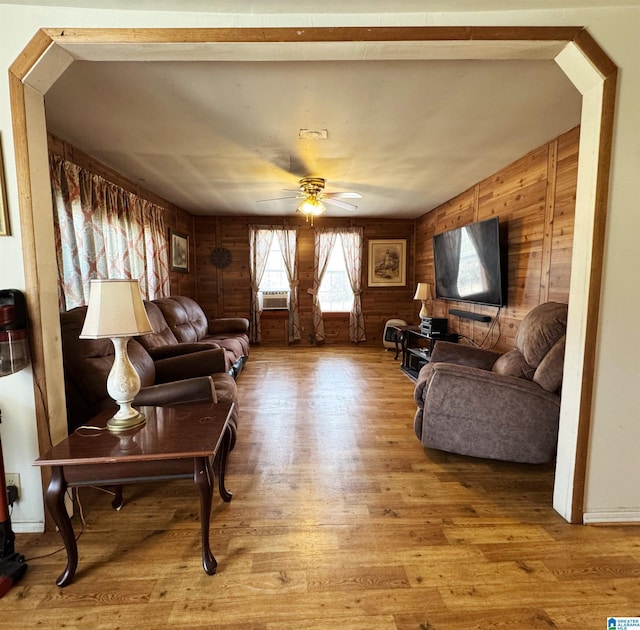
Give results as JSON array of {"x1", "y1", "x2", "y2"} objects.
[
  {"x1": 413, "y1": 283, "x2": 431, "y2": 301},
  {"x1": 80, "y1": 279, "x2": 153, "y2": 339}
]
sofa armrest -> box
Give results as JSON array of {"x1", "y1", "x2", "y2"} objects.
[
  {"x1": 153, "y1": 348, "x2": 227, "y2": 383},
  {"x1": 134, "y1": 376, "x2": 216, "y2": 406},
  {"x1": 414, "y1": 362, "x2": 434, "y2": 407},
  {"x1": 414, "y1": 342, "x2": 501, "y2": 407},
  {"x1": 147, "y1": 342, "x2": 220, "y2": 361},
  {"x1": 429, "y1": 340, "x2": 501, "y2": 370},
  {"x1": 207, "y1": 317, "x2": 250, "y2": 335}
]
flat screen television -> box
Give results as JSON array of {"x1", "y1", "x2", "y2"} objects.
[{"x1": 433, "y1": 217, "x2": 506, "y2": 307}]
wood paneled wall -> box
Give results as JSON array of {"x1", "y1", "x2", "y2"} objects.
[
  {"x1": 415, "y1": 125, "x2": 579, "y2": 352},
  {"x1": 47, "y1": 133, "x2": 198, "y2": 297},
  {"x1": 193, "y1": 216, "x2": 416, "y2": 344}
]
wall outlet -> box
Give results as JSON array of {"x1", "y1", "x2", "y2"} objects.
[{"x1": 5, "y1": 473, "x2": 20, "y2": 500}]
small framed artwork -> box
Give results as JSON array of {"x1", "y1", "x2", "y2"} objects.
[
  {"x1": 0, "y1": 141, "x2": 9, "y2": 236},
  {"x1": 368, "y1": 239, "x2": 406, "y2": 287},
  {"x1": 169, "y1": 229, "x2": 189, "y2": 273}
]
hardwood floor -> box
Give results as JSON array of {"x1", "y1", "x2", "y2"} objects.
[{"x1": 5, "y1": 345, "x2": 640, "y2": 629}]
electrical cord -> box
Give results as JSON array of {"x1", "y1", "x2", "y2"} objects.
[
  {"x1": 487, "y1": 307, "x2": 503, "y2": 350},
  {"x1": 24, "y1": 483, "x2": 119, "y2": 562},
  {"x1": 457, "y1": 334, "x2": 479, "y2": 347},
  {"x1": 74, "y1": 425, "x2": 109, "y2": 436},
  {"x1": 23, "y1": 488, "x2": 83, "y2": 562},
  {"x1": 453, "y1": 306, "x2": 502, "y2": 350},
  {"x1": 476, "y1": 306, "x2": 501, "y2": 349}
]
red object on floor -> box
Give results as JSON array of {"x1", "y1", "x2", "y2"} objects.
[{"x1": 0, "y1": 574, "x2": 14, "y2": 598}]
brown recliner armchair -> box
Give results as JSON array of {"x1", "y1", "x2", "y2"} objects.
[
  {"x1": 414, "y1": 302, "x2": 568, "y2": 464},
  {"x1": 60, "y1": 307, "x2": 238, "y2": 436}
]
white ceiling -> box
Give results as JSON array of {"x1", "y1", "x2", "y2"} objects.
[{"x1": 44, "y1": 51, "x2": 582, "y2": 219}]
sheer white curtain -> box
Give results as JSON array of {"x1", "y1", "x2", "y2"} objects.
[
  {"x1": 340, "y1": 227, "x2": 366, "y2": 342},
  {"x1": 249, "y1": 225, "x2": 301, "y2": 344},
  {"x1": 248, "y1": 226, "x2": 275, "y2": 344},
  {"x1": 309, "y1": 229, "x2": 338, "y2": 343},
  {"x1": 310, "y1": 227, "x2": 366, "y2": 344},
  {"x1": 275, "y1": 228, "x2": 301, "y2": 343},
  {"x1": 50, "y1": 153, "x2": 170, "y2": 311}
]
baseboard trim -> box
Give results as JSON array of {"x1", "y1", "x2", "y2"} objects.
[
  {"x1": 583, "y1": 510, "x2": 640, "y2": 524},
  {"x1": 12, "y1": 521, "x2": 45, "y2": 534}
]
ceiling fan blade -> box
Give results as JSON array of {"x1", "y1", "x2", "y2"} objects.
[
  {"x1": 325, "y1": 191, "x2": 363, "y2": 199},
  {"x1": 324, "y1": 197, "x2": 358, "y2": 211},
  {"x1": 256, "y1": 195, "x2": 301, "y2": 203}
]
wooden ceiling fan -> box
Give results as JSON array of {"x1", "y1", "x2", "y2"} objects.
[{"x1": 258, "y1": 177, "x2": 362, "y2": 224}]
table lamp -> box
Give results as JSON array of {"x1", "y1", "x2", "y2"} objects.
[
  {"x1": 413, "y1": 282, "x2": 431, "y2": 319},
  {"x1": 80, "y1": 279, "x2": 153, "y2": 433}
]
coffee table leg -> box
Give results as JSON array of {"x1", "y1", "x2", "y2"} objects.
[
  {"x1": 45, "y1": 467, "x2": 77, "y2": 587},
  {"x1": 194, "y1": 456, "x2": 217, "y2": 575},
  {"x1": 215, "y1": 425, "x2": 233, "y2": 503}
]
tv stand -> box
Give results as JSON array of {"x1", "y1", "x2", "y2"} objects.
[
  {"x1": 399, "y1": 326, "x2": 459, "y2": 381},
  {"x1": 449, "y1": 308, "x2": 492, "y2": 323}
]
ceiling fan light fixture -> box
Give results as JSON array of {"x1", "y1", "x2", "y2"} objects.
[
  {"x1": 298, "y1": 197, "x2": 326, "y2": 216},
  {"x1": 297, "y1": 196, "x2": 326, "y2": 226}
]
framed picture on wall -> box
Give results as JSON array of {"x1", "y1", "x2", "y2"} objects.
[
  {"x1": 368, "y1": 239, "x2": 406, "y2": 287},
  {"x1": 170, "y1": 229, "x2": 189, "y2": 273}
]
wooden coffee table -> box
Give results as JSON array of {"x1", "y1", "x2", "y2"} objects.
[{"x1": 34, "y1": 400, "x2": 235, "y2": 587}]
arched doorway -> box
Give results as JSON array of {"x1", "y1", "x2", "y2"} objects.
[{"x1": 8, "y1": 26, "x2": 616, "y2": 524}]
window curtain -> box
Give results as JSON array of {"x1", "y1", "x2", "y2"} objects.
[
  {"x1": 308, "y1": 228, "x2": 338, "y2": 343},
  {"x1": 50, "y1": 153, "x2": 170, "y2": 310},
  {"x1": 248, "y1": 226, "x2": 275, "y2": 344},
  {"x1": 275, "y1": 228, "x2": 302, "y2": 343},
  {"x1": 339, "y1": 227, "x2": 366, "y2": 343}
]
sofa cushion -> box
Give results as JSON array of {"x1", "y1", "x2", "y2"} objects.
[
  {"x1": 208, "y1": 335, "x2": 249, "y2": 361},
  {"x1": 171, "y1": 296, "x2": 210, "y2": 341},
  {"x1": 153, "y1": 296, "x2": 200, "y2": 343},
  {"x1": 514, "y1": 301, "x2": 568, "y2": 368},
  {"x1": 492, "y1": 350, "x2": 535, "y2": 380},
  {"x1": 139, "y1": 301, "x2": 179, "y2": 351},
  {"x1": 533, "y1": 335, "x2": 566, "y2": 393}
]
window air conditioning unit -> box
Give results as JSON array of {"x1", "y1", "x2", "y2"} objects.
[{"x1": 260, "y1": 290, "x2": 290, "y2": 310}]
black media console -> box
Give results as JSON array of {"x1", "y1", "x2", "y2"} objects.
[{"x1": 399, "y1": 318, "x2": 459, "y2": 381}]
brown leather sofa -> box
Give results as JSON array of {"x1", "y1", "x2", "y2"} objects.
[
  {"x1": 413, "y1": 302, "x2": 568, "y2": 464},
  {"x1": 145, "y1": 296, "x2": 250, "y2": 377},
  {"x1": 60, "y1": 306, "x2": 239, "y2": 436}
]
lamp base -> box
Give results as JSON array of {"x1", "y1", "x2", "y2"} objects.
[
  {"x1": 418, "y1": 301, "x2": 429, "y2": 319},
  {"x1": 107, "y1": 410, "x2": 146, "y2": 434}
]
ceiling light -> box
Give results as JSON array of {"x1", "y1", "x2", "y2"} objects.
[{"x1": 297, "y1": 197, "x2": 326, "y2": 226}]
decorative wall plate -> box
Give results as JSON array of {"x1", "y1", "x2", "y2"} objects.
[{"x1": 209, "y1": 246, "x2": 232, "y2": 269}]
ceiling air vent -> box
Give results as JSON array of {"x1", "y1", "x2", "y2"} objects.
[{"x1": 299, "y1": 129, "x2": 328, "y2": 140}]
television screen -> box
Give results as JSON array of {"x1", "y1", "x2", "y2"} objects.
[{"x1": 433, "y1": 217, "x2": 506, "y2": 307}]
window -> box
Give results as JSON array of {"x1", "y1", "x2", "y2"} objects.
[
  {"x1": 318, "y1": 234, "x2": 354, "y2": 312},
  {"x1": 259, "y1": 236, "x2": 289, "y2": 292}
]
